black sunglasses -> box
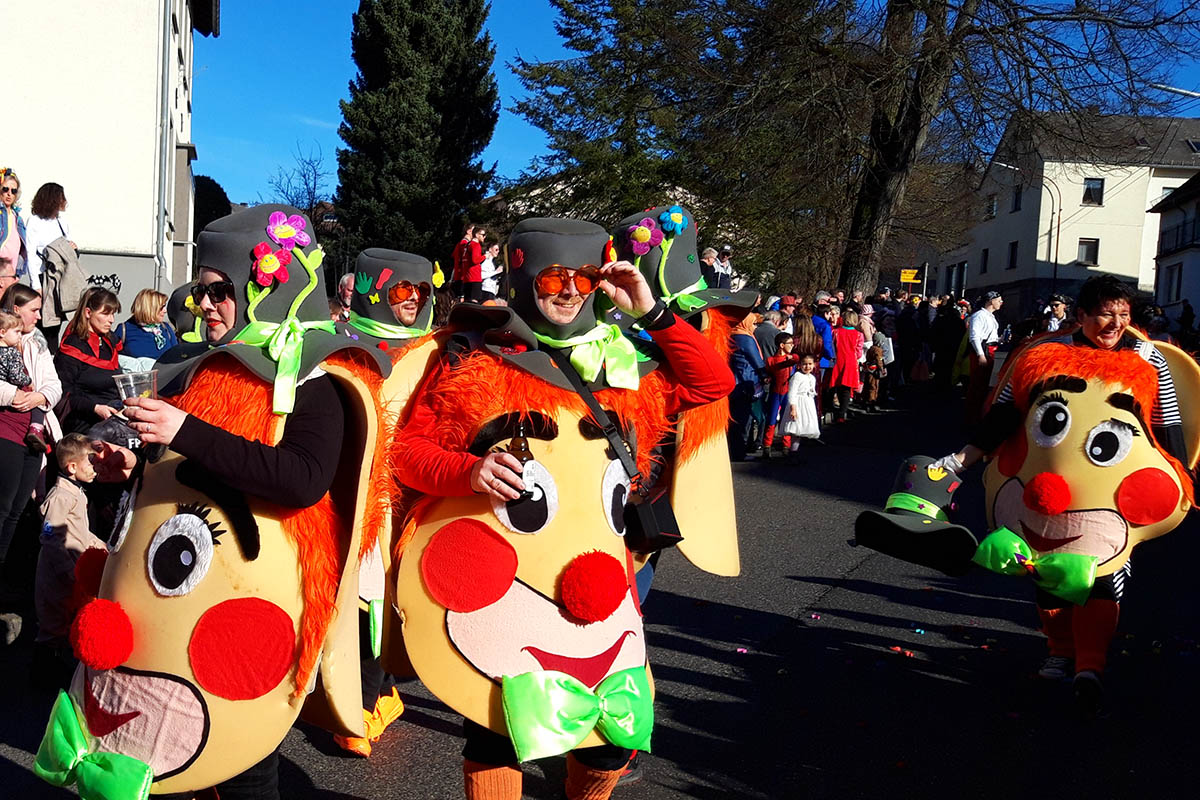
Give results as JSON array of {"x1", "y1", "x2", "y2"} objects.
[
  {"x1": 190, "y1": 281, "x2": 236, "y2": 304},
  {"x1": 0, "y1": 187, "x2": 16, "y2": 195}
]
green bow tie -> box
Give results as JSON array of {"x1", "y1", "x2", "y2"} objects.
[
  {"x1": 501, "y1": 667, "x2": 654, "y2": 762},
  {"x1": 34, "y1": 691, "x2": 153, "y2": 800},
  {"x1": 652, "y1": 237, "x2": 707, "y2": 313},
  {"x1": 231, "y1": 318, "x2": 337, "y2": 414},
  {"x1": 972, "y1": 527, "x2": 1099, "y2": 606},
  {"x1": 533, "y1": 323, "x2": 640, "y2": 390},
  {"x1": 347, "y1": 310, "x2": 429, "y2": 341}
]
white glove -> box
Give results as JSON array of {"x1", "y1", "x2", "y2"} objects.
[{"x1": 929, "y1": 453, "x2": 965, "y2": 476}]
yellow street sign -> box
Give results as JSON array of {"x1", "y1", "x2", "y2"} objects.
[{"x1": 900, "y1": 269, "x2": 919, "y2": 282}]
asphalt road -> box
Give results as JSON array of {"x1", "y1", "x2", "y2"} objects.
[{"x1": 3, "y1": 385, "x2": 1198, "y2": 798}]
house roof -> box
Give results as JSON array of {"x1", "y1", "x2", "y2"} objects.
[
  {"x1": 1150, "y1": 170, "x2": 1200, "y2": 213},
  {"x1": 1031, "y1": 114, "x2": 1200, "y2": 168},
  {"x1": 190, "y1": 0, "x2": 220, "y2": 37}
]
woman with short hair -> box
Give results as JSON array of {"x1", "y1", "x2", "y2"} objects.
[
  {"x1": 53, "y1": 287, "x2": 124, "y2": 432},
  {"x1": 24, "y1": 182, "x2": 75, "y2": 296},
  {"x1": 116, "y1": 288, "x2": 177, "y2": 370}
]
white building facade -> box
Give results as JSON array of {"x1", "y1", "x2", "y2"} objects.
[
  {"x1": 935, "y1": 116, "x2": 1200, "y2": 319},
  {"x1": 5, "y1": 0, "x2": 218, "y2": 309},
  {"x1": 1151, "y1": 172, "x2": 1200, "y2": 323}
]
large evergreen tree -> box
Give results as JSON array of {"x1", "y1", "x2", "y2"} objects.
[{"x1": 337, "y1": 0, "x2": 498, "y2": 260}]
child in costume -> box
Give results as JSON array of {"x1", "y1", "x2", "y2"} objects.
[
  {"x1": 394, "y1": 217, "x2": 734, "y2": 800},
  {"x1": 830, "y1": 308, "x2": 864, "y2": 422},
  {"x1": 0, "y1": 308, "x2": 48, "y2": 451},
  {"x1": 860, "y1": 330, "x2": 886, "y2": 412},
  {"x1": 33, "y1": 433, "x2": 105, "y2": 685},
  {"x1": 763, "y1": 331, "x2": 800, "y2": 452},
  {"x1": 782, "y1": 353, "x2": 820, "y2": 447}
]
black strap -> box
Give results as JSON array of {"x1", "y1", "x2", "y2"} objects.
[{"x1": 542, "y1": 345, "x2": 640, "y2": 482}]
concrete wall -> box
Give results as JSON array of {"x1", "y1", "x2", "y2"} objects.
[{"x1": 6, "y1": 0, "x2": 199, "y2": 310}]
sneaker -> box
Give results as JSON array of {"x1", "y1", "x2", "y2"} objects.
[
  {"x1": 370, "y1": 687, "x2": 405, "y2": 742},
  {"x1": 334, "y1": 708, "x2": 376, "y2": 758},
  {"x1": 1038, "y1": 655, "x2": 1072, "y2": 680},
  {"x1": 1073, "y1": 670, "x2": 1104, "y2": 717},
  {"x1": 617, "y1": 751, "x2": 642, "y2": 786}
]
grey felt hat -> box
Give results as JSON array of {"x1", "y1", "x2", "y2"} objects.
[
  {"x1": 156, "y1": 204, "x2": 390, "y2": 406},
  {"x1": 339, "y1": 248, "x2": 435, "y2": 348}
]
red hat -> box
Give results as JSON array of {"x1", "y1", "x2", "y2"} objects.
[{"x1": 780, "y1": 294, "x2": 797, "y2": 308}]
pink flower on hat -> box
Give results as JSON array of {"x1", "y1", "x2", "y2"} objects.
[
  {"x1": 626, "y1": 218, "x2": 664, "y2": 256},
  {"x1": 266, "y1": 211, "x2": 311, "y2": 250}
]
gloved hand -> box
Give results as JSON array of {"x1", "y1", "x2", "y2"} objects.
[{"x1": 929, "y1": 453, "x2": 966, "y2": 475}]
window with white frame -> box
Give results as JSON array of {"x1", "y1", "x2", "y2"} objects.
[
  {"x1": 1161, "y1": 262, "x2": 1183, "y2": 303},
  {"x1": 1077, "y1": 238, "x2": 1099, "y2": 265},
  {"x1": 1082, "y1": 178, "x2": 1105, "y2": 206}
]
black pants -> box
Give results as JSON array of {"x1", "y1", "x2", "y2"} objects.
[
  {"x1": 462, "y1": 718, "x2": 630, "y2": 770},
  {"x1": 0, "y1": 440, "x2": 40, "y2": 566},
  {"x1": 358, "y1": 608, "x2": 394, "y2": 709},
  {"x1": 463, "y1": 281, "x2": 483, "y2": 304},
  {"x1": 834, "y1": 386, "x2": 852, "y2": 422},
  {"x1": 157, "y1": 750, "x2": 279, "y2": 800}
]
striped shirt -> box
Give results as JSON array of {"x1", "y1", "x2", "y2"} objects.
[{"x1": 978, "y1": 330, "x2": 1185, "y2": 463}]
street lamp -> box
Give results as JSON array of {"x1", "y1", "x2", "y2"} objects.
[{"x1": 994, "y1": 161, "x2": 1063, "y2": 293}]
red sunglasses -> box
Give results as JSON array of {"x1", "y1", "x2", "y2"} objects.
[{"x1": 534, "y1": 265, "x2": 602, "y2": 296}]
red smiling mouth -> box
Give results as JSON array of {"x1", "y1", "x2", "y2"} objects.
[
  {"x1": 523, "y1": 630, "x2": 635, "y2": 688},
  {"x1": 84, "y1": 673, "x2": 141, "y2": 736},
  {"x1": 1020, "y1": 521, "x2": 1082, "y2": 552}
]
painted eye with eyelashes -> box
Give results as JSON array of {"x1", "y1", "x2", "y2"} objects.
[
  {"x1": 1084, "y1": 419, "x2": 1138, "y2": 467},
  {"x1": 1031, "y1": 392, "x2": 1071, "y2": 447},
  {"x1": 146, "y1": 502, "x2": 224, "y2": 596}
]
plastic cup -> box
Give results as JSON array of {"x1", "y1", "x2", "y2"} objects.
[{"x1": 113, "y1": 370, "x2": 158, "y2": 401}]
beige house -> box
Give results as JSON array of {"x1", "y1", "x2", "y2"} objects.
[
  {"x1": 6, "y1": 1, "x2": 219, "y2": 309},
  {"x1": 935, "y1": 115, "x2": 1200, "y2": 317},
  {"x1": 1150, "y1": 171, "x2": 1200, "y2": 324}
]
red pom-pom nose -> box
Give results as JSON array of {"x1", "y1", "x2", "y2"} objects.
[
  {"x1": 560, "y1": 551, "x2": 628, "y2": 623},
  {"x1": 1023, "y1": 472, "x2": 1071, "y2": 516},
  {"x1": 71, "y1": 598, "x2": 133, "y2": 671}
]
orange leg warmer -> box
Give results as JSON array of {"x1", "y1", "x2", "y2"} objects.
[
  {"x1": 463, "y1": 759, "x2": 522, "y2": 800},
  {"x1": 565, "y1": 754, "x2": 622, "y2": 800},
  {"x1": 1072, "y1": 598, "x2": 1119, "y2": 675},
  {"x1": 1037, "y1": 607, "x2": 1076, "y2": 659}
]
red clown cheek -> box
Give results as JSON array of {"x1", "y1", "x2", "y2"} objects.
[
  {"x1": 1116, "y1": 467, "x2": 1181, "y2": 526},
  {"x1": 996, "y1": 434, "x2": 1028, "y2": 478},
  {"x1": 421, "y1": 519, "x2": 518, "y2": 613},
  {"x1": 188, "y1": 598, "x2": 295, "y2": 701}
]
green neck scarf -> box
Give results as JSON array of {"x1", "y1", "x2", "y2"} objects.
[
  {"x1": 347, "y1": 310, "x2": 429, "y2": 341},
  {"x1": 972, "y1": 527, "x2": 1099, "y2": 606},
  {"x1": 501, "y1": 667, "x2": 653, "y2": 762},
  {"x1": 532, "y1": 323, "x2": 640, "y2": 389},
  {"x1": 34, "y1": 691, "x2": 154, "y2": 800}
]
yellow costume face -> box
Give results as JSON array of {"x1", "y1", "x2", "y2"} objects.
[
  {"x1": 69, "y1": 452, "x2": 309, "y2": 794},
  {"x1": 984, "y1": 373, "x2": 1191, "y2": 576},
  {"x1": 397, "y1": 408, "x2": 647, "y2": 744}
]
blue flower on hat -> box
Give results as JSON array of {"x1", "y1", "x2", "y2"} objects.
[{"x1": 658, "y1": 205, "x2": 689, "y2": 236}]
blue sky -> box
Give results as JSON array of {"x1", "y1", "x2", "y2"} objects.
[
  {"x1": 193, "y1": 2, "x2": 1200, "y2": 205},
  {"x1": 192, "y1": 0, "x2": 567, "y2": 203}
]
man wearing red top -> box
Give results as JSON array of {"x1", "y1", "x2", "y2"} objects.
[
  {"x1": 450, "y1": 223, "x2": 474, "y2": 300},
  {"x1": 461, "y1": 226, "x2": 487, "y2": 305}
]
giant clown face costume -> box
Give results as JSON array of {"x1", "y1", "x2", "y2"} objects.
[
  {"x1": 395, "y1": 347, "x2": 675, "y2": 761},
  {"x1": 982, "y1": 343, "x2": 1200, "y2": 591}
]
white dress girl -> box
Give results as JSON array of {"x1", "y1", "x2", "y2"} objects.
[{"x1": 781, "y1": 370, "x2": 820, "y2": 439}]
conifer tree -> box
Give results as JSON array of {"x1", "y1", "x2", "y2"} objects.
[{"x1": 337, "y1": 0, "x2": 498, "y2": 260}]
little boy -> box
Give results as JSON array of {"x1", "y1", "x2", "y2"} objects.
[
  {"x1": 0, "y1": 309, "x2": 47, "y2": 452},
  {"x1": 34, "y1": 433, "x2": 107, "y2": 687}
]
